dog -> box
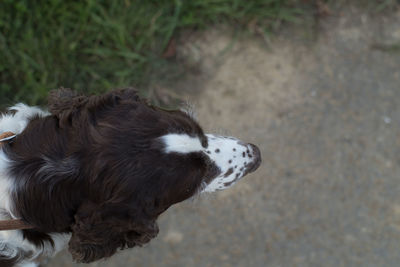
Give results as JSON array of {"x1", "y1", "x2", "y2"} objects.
[{"x1": 0, "y1": 88, "x2": 261, "y2": 267}]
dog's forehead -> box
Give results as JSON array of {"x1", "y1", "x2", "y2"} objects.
[
  {"x1": 161, "y1": 134, "x2": 204, "y2": 154},
  {"x1": 160, "y1": 133, "x2": 246, "y2": 154}
]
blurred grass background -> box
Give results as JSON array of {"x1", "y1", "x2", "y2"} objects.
[
  {"x1": 0, "y1": 0, "x2": 396, "y2": 108},
  {"x1": 0, "y1": 0, "x2": 310, "y2": 107}
]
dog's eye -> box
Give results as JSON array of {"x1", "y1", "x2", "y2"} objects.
[
  {"x1": 200, "y1": 152, "x2": 214, "y2": 166},
  {"x1": 203, "y1": 162, "x2": 221, "y2": 183}
]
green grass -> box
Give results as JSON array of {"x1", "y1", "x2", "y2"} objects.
[{"x1": 0, "y1": 0, "x2": 307, "y2": 107}]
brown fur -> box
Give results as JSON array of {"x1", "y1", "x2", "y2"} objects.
[{"x1": 3, "y1": 88, "x2": 216, "y2": 263}]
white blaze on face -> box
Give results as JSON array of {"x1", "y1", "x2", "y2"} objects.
[
  {"x1": 161, "y1": 133, "x2": 259, "y2": 193},
  {"x1": 162, "y1": 134, "x2": 203, "y2": 154}
]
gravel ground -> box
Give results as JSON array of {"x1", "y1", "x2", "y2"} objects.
[{"x1": 48, "y1": 6, "x2": 400, "y2": 267}]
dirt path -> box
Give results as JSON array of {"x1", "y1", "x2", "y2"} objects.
[{"x1": 50, "y1": 6, "x2": 400, "y2": 267}]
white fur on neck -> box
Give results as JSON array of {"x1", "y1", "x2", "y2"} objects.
[
  {"x1": 0, "y1": 103, "x2": 49, "y2": 217},
  {"x1": 0, "y1": 103, "x2": 68, "y2": 266},
  {"x1": 0, "y1": 103, "x2": 49, "y2": 135},
  {"x1": 0, "y1": 104, "x2": 49, "y2": 219}
]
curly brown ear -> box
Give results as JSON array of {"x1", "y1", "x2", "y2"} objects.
[
  {"x1": 47, "y1": 88, "x2": 88, "y2": 128},
  {"x1": 48, "y1": 88, "x2": 84, "y2": 115},
  {"x1": 48, "y1": 88, "x2": 141, "y2": 128},
  {"x1": 69, "y1": 201, "x2": 159, "y2": 263}
]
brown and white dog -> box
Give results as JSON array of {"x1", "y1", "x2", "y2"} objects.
[{"x1": 0, "y1": 88, "x2": 261, "y2": 267}]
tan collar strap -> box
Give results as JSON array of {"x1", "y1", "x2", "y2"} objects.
[
  {"x1": 0, "y1": 219, "x2": 34, "y2": 231},
  {"x1": 0, "y1": 131, "x2": 34, "y2": 231},
  {"x1": 0, "y1": 131, "x2": 16, "y2": 143}
]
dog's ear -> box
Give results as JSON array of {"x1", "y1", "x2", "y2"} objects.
[
  {"x1": 48, "y1": 88, "x2": 85, "y2": 116},
  {"x1": 47, "y1": 88, "x2": 88, "y2": 128},
  {"x1": 68, "y1": 201, "x2": 159, "y2": 263},
  {"x1": 48, "y1": 88, "x2": 141, "y2": 127}
]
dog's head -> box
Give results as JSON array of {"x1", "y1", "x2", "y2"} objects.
[{"x1": 48, "y1": 88, "x2": 261, "y2": 262}]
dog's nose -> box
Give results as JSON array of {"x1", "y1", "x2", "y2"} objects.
[{"x1": 247, "y1": 143, "x2": 261, "y2": 173}]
